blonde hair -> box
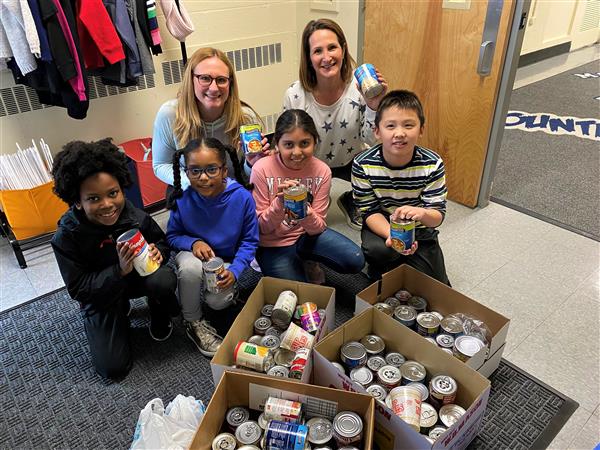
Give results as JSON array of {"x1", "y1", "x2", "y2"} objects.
[
  {"x1": 299, "y1": 19, "x2": 356, "y2": 92},
  {"x1": 173, "y1": 47, "x2": 261, "y2": 149}
]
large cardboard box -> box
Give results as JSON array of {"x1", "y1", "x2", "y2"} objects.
[
  {"x1": 211, "y1": 277, "x2": 335, "y2": 385},
  {"x1": 355, "y1": 264, "x2": 510, "y2": 375},
  {"x1": 313, "y1": 307, "x2": 491, "y2": 450},
  {"x1": 190, "y1": 370, "x2": 375, "y2": 449}
]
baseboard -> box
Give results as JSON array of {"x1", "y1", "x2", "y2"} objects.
[{"x1": 518, "y1": 42, "x2": 572, "y2": 68}]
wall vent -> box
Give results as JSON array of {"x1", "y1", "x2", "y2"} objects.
[
  {"x1": 580, "y1": 0, "x2": 600, "y2": 32},
  {"x1": 261, "y1": 112, "x2": 280, "y2": 135}
]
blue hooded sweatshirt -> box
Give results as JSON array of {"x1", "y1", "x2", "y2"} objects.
[{"x1": 166, "y1": 179, "x2": 259, "y2": 279}]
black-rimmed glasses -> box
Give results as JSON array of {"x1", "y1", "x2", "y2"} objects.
[
  {"x1": 192, "y1": 73, "x2": 231, "y2": 87},
  {"x1": 184, "y1": 165, "x2": 224, "y2": 179}
]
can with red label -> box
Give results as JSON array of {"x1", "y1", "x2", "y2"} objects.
[
  {"x1": 264, "y1": 397, "x2": 303, "y2": 423},
  {"x1": 116, "y1": 229, "x2": 159, "y2": 276},
  {"x1": 280, "y1": 322, "x2": 314, "y2": 351},
  {"x1": 289, "y1": 347, "x2": 310, "y2": 379}
]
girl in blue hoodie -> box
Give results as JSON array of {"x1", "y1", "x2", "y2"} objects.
[{"x1": 166, "y1": 137, "x2": 259, "y2": 357}]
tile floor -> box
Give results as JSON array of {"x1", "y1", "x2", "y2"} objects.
[{"x1": 1, "y1": 45, "x2": 599, "y2": 449}]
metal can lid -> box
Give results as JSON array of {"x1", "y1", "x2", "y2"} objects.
[
  {"x1": 274, "y1": 348, "x2": 296, "y2": 367},
  {"x1": 260, "y1": 335, "x2": 280, "y2": 349},
  {"x1": 441, "y1": 316, "x2": 464, "y2": 334},
  {"x1": 416, "y1": 312, "x2": 440, "y2": 328},
  {"x1": 333, "y1": 411, "x2": 363, "y2": 438},
  {"x1": 248, "y1": 335, "x2": 263, "y2": 345},
  {"x1": 400, "y1": 360, "x2": 427, "y2": 382},
  {"x1": 454, "y1": 335, "x2": 486, "y2": 357},
  {"x1": 407, "y1": 382, "x2": 429, "y2": 401},
  {"x1": 384, "y1": 297, "x2": 401, "y2": 309},
  {"x1": 235, "y1": 420, "x2": 262, "y2": 445},
  {"x1": 238, "y1": 446, "x2": 261, "y2": 450},
  {"x1": 425, "y1": 337, "x2": 437, "y2": 345},
  {"x1": 436, "y1": 334, "x2": 455, "y2": 348},
  {"x1": 359, "y1": 334, "x2": 386, "y2": 354},
  {"x1": 430, "y1": 375, "x2": 458, "y2": 396},
  {"x1": 367, "y1": 355, "x2": 386, "y2": 372},
  {"x1": 340, "y1": 341, "x2": 367, "y2": 362},
  {"x1": 226, "y1": 406, "x2": 250, "y2": 427},
  {"x1": 420, "y1": 402, "x2": 438, "y2": 428},
  {"x1": 350, "y1": 367, "x2": 374, "y2": 386},
  {"x1": 439, "y1": 404, "x2": 466, "y2": 428},
  {"x1": 212, "y1": 432, "x2": 237, "y2": 450},
  {"x1": 307, "y1": 417, "x2": 333, "y2": 444},
  {"x1": 385, "y1": 392, "x2": 392, "y2": 409},
  {"x1": 430, "y1": 311, "x2": 444, "y2": 321},
  {"x1": 408, "y1": 296, "x2": 428, "y2": 310},
  {"x1": 373, "y1": 302, "x2": 394, "y2": 315},
  {"x1": 393, "y1": 305, "x2": 417, "y2": 321},
  {"x1": 366, "y1": 384, "x2": 388, "y2": 400},
  {"x1": 332, "y1": 362, "x2": 346, "y2": 374},
  {"x1": 385, "y1": 352, "x2": 406, "y2": 367},
  {"x1": 254, "y1": 316, "x2": 272, "y2": 330},
  {"x1": 429, "y1": 425, "x2": 448, "y2": 441},
  {"x1": 257, "y1": 413, "x2": 268, "y2": 430},
  {"x1": 204, "y1": 257, "x2": 224, "y2": 271},
  {"x1": 377, "y1": 365, "x2": 402, "y2": 385},
  {"x1": 267, "y1": 365, "x2": 290, "y2": 378},
  {"x1": 394, "y1": 289, "x2": 412, "y2": 302},
  {"x1": 442, "y1": 347, "x2": 453, "y2": 355},
  {"x1": 261, "y1": 304, "x2": 274, "y2": 317},
  {"x1": 265, "y1": 326, "x2": 282, "y2": 337}
]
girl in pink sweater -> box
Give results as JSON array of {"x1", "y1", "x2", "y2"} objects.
[{"x1": 250, "y1": 109, "x2": 364, "y2": 282}]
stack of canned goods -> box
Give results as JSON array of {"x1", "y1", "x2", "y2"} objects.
[
  {"x1": 233, "y1": 290, "x2": 327, "y2": 380},
  {"x1": 332, "y1": 334, "x2": 466, "y2": 443},
  {"x1": 373, "y1": 288, "x2": 489, "y2": 363},
  {"x1": 212, "y1": 397, "x2": 365, "y2": 449}
]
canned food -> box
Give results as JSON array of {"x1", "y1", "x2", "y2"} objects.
[
  {"x1": 366, "y1": 355, "x2": 386, "y2": 372},
  {"x1": 394, "y1": 289, "x2": 413, "y2": 303},
  {"x1": 359, "y1": 334, "x2": 385, "y2": 355},
  {"x1": 442, "y1": 347, "x2": 453, "y2": 355},
  {"x1": 377, "y1": 365, "x2": 402, "y2": 390},
  {"x1": 203, "y1": 257, "x2": 225, "y2": 293},
  {"x1": 373, "y1": 302, "x2": 394, "y2": 315},
  {"x1": 317, "y1": 309, "x2": 326, "y2": 320},
  {"x1": 390, "y1": 218, "x2": 415, "y2": 253},
  {"x1": 384, "y1": 297, "x2": 401, "y2": 309},
  {"x1": 416, "y1": 312, "x2": 440, "y2": 337},
  {"x1": 272, "y1": 290, "x2": 298, "y2": 329},
  {"x1": 258, "y1": 413, "x2": 269, "y2": 430},
  {"x1": 332, "y1": 362, "x2": 346, "y2": 374},
  {"x1": 332, "y1": 411, "x2": 363, "y2": 446},
  {"x1": 440, "y1": 316, "x2": 464, "y2": 336},
  {"x1": 350, "y1": 366, "x2": 374, "y2": 387},
  {"x1": 393, "y1": 305, "x2": 417, "y2": 329},
  {"x1": 274, "y1": 348, "x2": 296, "y2": 367},
  {"x1": 453, "y1": 335, "x2": 486, "y2": 362},
  {"x1": 431, "y1": 311, "x2": 444, "y2": 322},
  {"x1": 406, "y1": 382, "x2": 429, "y2": 402},
  {"x1": 429, "y1": 425, "x2": 448, "y2": 441},
  {"x1": 267, "y1": 365, "x2": 290, "y2": 378},
  {"x1": 298, "y1": 302, "x2": 321, "y2": 334},
  {"x1": 238, "y1": 446, "x2": 261, "y2": 450},
  {"x1": 420, "y1": 402, "x2": 438, "y2": 435},
  {"x1": 263, "y1": 420, "x2": 308, "y2": 450},
  {"x1": 424, "y1": 337, "x2": 436, "y2": 345},
  {"x1": 290, "y1": 347, "x2": 310, "y2": 379},
  {"x1": 385, "y1": 352, "x2": 406, "y2": 368},
  {"x1": 284, "y1": 184, "x2": 308, "y2": 221},
  {"x1": 248, "y1": 334, "x2": 263, "y2": 345},
  {"x1": 388, "y1": 386, "x2": 422, "y2": 432},
  {"x1": 430, "y1": 375, "x2": 458, "y2": 408},
  {"x1": 400, "y1": 361, "x2": 426, "y2": 384},
  {"x1": 340, "y1": 342, "x2": 367, "y2": 369},
  {"x1": 240, "y1": 124, "x2": 263, "y2": 154},
  {"x1": 226, "y1": 406, "x2": 250, "y2": 431},
  {"x1": 353, "y1": 63, "x2": 384, "y2": 99},
  {"x1": 261, "y1": 304, "x2": 274, "y2": 317},
  {"x1": 212, "y1": 432, "x2": 237, "y2": 450},
  {"x1": 306, "y1": 417, "x2": 333, "y2": 445},
  {"x1": 116, "y1": 229, "x2": 159, "y2": 276},
  {"x1": 254, "y1": 316, "x2": 272, "y2": 335},
  {"x1": 264, "y1": 397, "x2": 303, "y2": 423},
  {"x1": 260, "y1": 334, "x2": 281, "y2": 349},
  {"x1": 407, "y1": 296, "x2": 428, "y2": 313},
  {"x1": 235, "y1": 420, "x2": 262, "y2": 446},
  {"x1": 280, "y1": 322, "x2": 315, "y2": 351},
  {"x1": 439, "y1": 404, "x2": 466, "y2": 428},
  {"x1": 265, "y1": 326, "x2": 282, "y2": 337},
  {"x1": 366, "y1": 384, "x2": 388, "y2": 401},
  {"x1": 436, "y1": 334, "x2": 455, "y2": 349},
  {"x1": 234, "y1": 341, "x2": 274, "y2": 373}
]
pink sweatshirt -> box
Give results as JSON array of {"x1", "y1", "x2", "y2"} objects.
[{"x1": 250, "y1": 154, "x2": 332, "y2": 247}]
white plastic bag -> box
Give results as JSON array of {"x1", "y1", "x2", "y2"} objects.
[{"x1": 130, "y1": 394, "x2": 205, "y2": 450}]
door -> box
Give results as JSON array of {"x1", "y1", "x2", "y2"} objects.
[
  {"x1": 521, "y1": 0, "x2": 577, "y2": 55},
  {"x1": 363, "y1": 0, "x2": 517, "y2": 207}
]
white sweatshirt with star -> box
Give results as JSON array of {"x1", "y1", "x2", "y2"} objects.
[{"x1": 283, "y1": 81, "x2": 376, "y2": 168}]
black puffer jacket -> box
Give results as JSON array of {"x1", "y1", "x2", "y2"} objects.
[{"x1": 51, "y1": 201, "x2": 170, "y2": 312}]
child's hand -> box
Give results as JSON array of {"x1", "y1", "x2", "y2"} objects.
[
  {"x1": 299, "y1": 204, "x2": 314, "y2": 220},
  {"x1": 385, "y1": 237, "x2": 419, "y2": 255},
  {"x1": 147, "y1": 243, "x2": 163, "y2": 265},
  {"x1": 276, "y1": 179, "x2": 300, "y2": 202},
  {"x1": 392, "y1": 205, "x2": 425, "y2": 222},
  {"x1": 364, "y1": 68, "x2": 389, "y2": 111},
  {"x1": 192, "y1": 240, "x2": 215, "y2": 261},
  {"x1": 116, "y1": 242, "x2": 135, "y2": 276},
  {"x1": 217, "y1": 269, "x2": 235, "y2": 290},
  {"x1": 244, "y1": 134, "x2": 274, "y2": 167}
]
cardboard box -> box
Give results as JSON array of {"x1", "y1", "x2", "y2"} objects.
[
  {"x1": 313, "y1": 307, "x2": 491, "y2": 450},
  {"x1": 355, "y1": 264, "x2": 510, "y2": 375},
  {"x1": 211, "y1": 277, "x2": 335, "y2": 385},
  {"x1": 190, "y1": 370, "x2": 375, "y2": 450}
]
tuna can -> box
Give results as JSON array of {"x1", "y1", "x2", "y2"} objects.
[
  {"x1": 385, "y1": 352, "x2": 406, "y2": 368},
  {"x1": 388, "y1": 386, "x2": 422, "y2": 432},
  {"x1": 284, "y1": 184, "x2": 308, "y2": 221},
  {"x1": 453, "y1": 335, "x2": 486, "y2": 362},
  {"x1": 254, "y1": 316, "x2": 272, "y2": 335},
  {"x1": 306, "y1": 417, "x2": 334, "y2": 445},
  {"x1": 258, "y1": 413, "x2": 269, "y2": 430},
  {"x1": 212, "y1": 432, "x2": 237, "y2": 450},
  {"x1": 267, "y1": 365, "x2": 290, "y2": 378},
  {"x1": 416, "y1": 312, "x2": 440, "y2": 337},
  {"x1": 116, "y1": 229, "x2": 159, "y2": 276},
  {"x1": 332, "y1": 362, "x2": 346, "y2": 374},
  {"x1": 233, "y1": 341, "x2": 274, "y2": 373},
  {"x1": 367, "y1": 355, "x2": 386, "y2": 373},
  {"x1": 298, "y1": 302, "x2": 321, "y2": 334},
  {"x1": 377, "y1": 365, "x2": 402, "y2": 390},
  {"x1": 226, "y1": 406, "x2": 251, "y2": 431},
  {"x1": 261, "y1": 304, "x2": 274, "y2": 317},
  {"x1": 373, "y1": 302, "x2": 394, "y2": 316},
  {"x1": 235, "y1": 420, "x2": 262, "y2": 446},
  {"x1": 272, "y1": 290, "x2": 298, "y2": 329},
  {"x1": 280, "y1": 322, "x2": 314, "y2": 351},
  {"x1": 407, "y1": 296, "x2": 428, "y2": 313},
  {"x1": 202, "y1": 257, "x2": 225, "y2": 293},
  {"x1": 406, "y1": 382, "x2": 429, "y2": 402},
  {"x1": 429, "y1": 425, "x2": 448, "y2": 441},
  {"x1": 366, "y1": 384, "x2": 388, "y2": 401},
  {"x1": 394, "y1": 289, "x2": 413, "y2": 303},
  {"x1": 340, "y1": 342, "x2": 368, "y2": 369},
  {"x1": 353, "y1": 63, "x2": 384, "y2": 99},
  {"x1": 350, "y1": 366, "x2": 374, "y2": 387},
  {"x1": 248, "y1": 334, "x2": 263, "y2": 345},
  {"x1": 439, "y1": 404, "x2": 466, "y2": 428},
  {"x1": 264, "y1": 397, "x2": 303, "y2": 423},
  {"x1": 289, "y1": 347, "x2": 310, "y2": 379},
  {"x1": 265, "y1": 326, "x2": 282, "y2": 337},
  {"x1": 359, "y1": 334, "x2": 386, "y2": 356},
  {"x1": 429, "y1": 375, "x2": 458, "y2": 409},
  {"x1": 436, "y1": 334, "x2": 455, "y2": 349},
  {"x1": 240, "y1": 124, "x2": 263, "y2": 154},
  {"x1": 431, "y1": 311, "x2": 444, "y2": 322},
  {"x1": 400, "y1": 361, "x2": 426, "y2": 384},
  {"x1": 332, "y1": 411, "x2": 363, "y2": 447},
  {"x1": 263, "y1": 420, "x2": 308, "y2": 450},
  {"x1": 260, "y1": 334, "x2": 281, "y2": 350},
  {"x1": 440, "y1": 316, "x2": 464, "y2": 336},
  {"x1": 274, "y1": 348, "x2": 296, "y2": 368},
  {"x1": 390, "y1": 218, "x2": 415, "y2": 253},
  {"x1": 420, "y1": 402, "x2": 438, "y2": 435},
  {"x1": 393, "y1": 305, "x2": 417, "y2": 329},
  {"x1": 384, "y1": 297, "x2": 401, "y2": 309}
]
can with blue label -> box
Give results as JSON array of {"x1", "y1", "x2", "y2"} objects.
[
  {"x1": 284, "y1": 184, "x2": 308, "y2": 221},
  {"x1": 354, "y1": 63, "x2": 384, "y2": 99},
  {"x1": 390, "y1": 218, "x2": 415, "y2": 253},
  {"x1": 262, "y1": 420, "x2": 308, "y2": 450}
]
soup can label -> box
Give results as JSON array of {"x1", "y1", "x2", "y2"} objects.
[
  {"x1": 390, "y1": 219, "x2": 415, "y2": 253},
  {"x1": 284, "y1": 184, "x2": 308, "y2": 221},
  {"x1": 354, "y1": 63, "x2": 384, "y2": 99},
  {"x1": 234, "y1": 341, "x2": 273, "y2": 372},
  {"x1": 116, "y1": 229, "x2": 159, "y2": 277},
  {"x1": 280, "y1": 322, "x2": 314, "y2": 351},
  {"x1": 203, "y1": 257, "x2": 225, "y2": 293},
  {"x1": 389, "y1": 386, "x2": 422, "y2": 432},
  {"x1": 240, "y1": 124, "x2": 263, "y2": 154},
  {"x1": 264, "y1": 420, "x2": 308, "y2": 450}
]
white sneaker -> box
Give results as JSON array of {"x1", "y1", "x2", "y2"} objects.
[{"x1": 185, "y1": 319, "x2": 223, "y2": 357}]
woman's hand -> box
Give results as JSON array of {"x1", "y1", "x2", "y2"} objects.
[
  {"x1": 217, "y1": 269, "x2": 235, "y2": 289},
  {"x1": 244, "y1": 134, "x2": 274, "y2": 167},
  {"x1": 116, "y1": 242, "x2": 135, "y2": 276},
  {"x1": 147, "y1": 243, "x2": 163, "y2": 265},
  {"x1": 364, "y1": 68, "x2": 389, "y2": 111},
  {"x1": 192, "y1": 240, "x2": 215, "y2": 261}
]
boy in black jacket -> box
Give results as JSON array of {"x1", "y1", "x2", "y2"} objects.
[{"x1": 51, "y1": 139, "x2": 179, "y2": 379}]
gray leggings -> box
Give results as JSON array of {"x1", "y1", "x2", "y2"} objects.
[{"x1": 175, "y1": 251, "x2": 204, "y2": 322}]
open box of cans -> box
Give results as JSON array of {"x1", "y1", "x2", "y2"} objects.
[
  {"x1": 190, "y1": 370, "x2": 375, "y2": 449},
  {"x1": 355, "y1": 264, "x2": 510, "y2": 377},
  {"x1": 313, "y1": 307, "x2": 491, "y2": 450},
  {"x1": 211, "y1": 277, "x2": 336, "y2": 385}
]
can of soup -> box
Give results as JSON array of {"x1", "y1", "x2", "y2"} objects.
[
  {"x1": 240, "y1": 124, "x2": 263, "y2": 154},
  {"x1": 212, "y1": 432, "x2": 237, "y2": 450},
  {"x1": 116, "y1": 229, "x2": 159, "y2": 276},
  {"x1": 298, "y1": 302, "x2": 321, "y2": 334},
  {"x1": 264, "y1": 397, "x2": 303, "y2": 423},
  {"x1": 226, "y1": 406, "x2": 251, "y2": 431},
  {"x1": 332, "y1": 411, "x2": 363, "y2": 447},
  {"x1": 280, "y1": 322, "x2": 314, "y2": 351},
  {"x1": 388, "y1": 386, "x2": 422, "y2": 432},
  {"x1": 234, "y1": 341, "x2": 274, "y2": 373},
  {"x1": 340, "y1": 341, "x2": 368, "y2": 369},
  {"x1": 390, "y1": 218, "x2": 415, "y2": 253},
  {"x1": 284, "y1": 184, "x2": 308, "y2": 221},
  {"x1": 272, "y1": 290, "x2": 298, "y2": 329},
  {"x1": 289, "y1": 347, "x2": 310, "y2": 379},
  {"x1": 203, "y1": 257, "x2": 225, "y2": 293},
  {"x1": 353, "y1": 63, "x2": 384, "y2": 99}
]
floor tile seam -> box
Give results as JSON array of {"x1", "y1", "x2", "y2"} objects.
[
  {"x1": 466, "y1": 260, "x2": 511, "y2": 293},
  {"x1": 503, "y1": 324, "x2": 540, "y2": 359},
  {"x1": 565, "y1": 407, "x2": 598, "y2": 448}
]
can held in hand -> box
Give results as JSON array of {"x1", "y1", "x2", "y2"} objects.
[
  {"x1": 284, "y1": 184, "x2": 308, "y2": 221},
  {"x1": 390, "y1": 218, "x2": 415, "y2": 253},
  {"x1": 263, "y1": 420, "x2": 308, "y2": 450},
  {"x1": 240, "y1": 124, "x2": 263, "y2": 154},
  {"x1": 233, "y1": 341, "x2": 274, "y2": 373},
  {"x1": 353, "y1": 63, "x2": 384, "y2": 99},
  {"x1": 116, "y1": 229, "x2": 159, "y2": 276},
  {"x1": 203, "y1": 257, "x2": 225, "y2": 293},
  {"x1": 264, "y1": 397, "x2": 303, "y2": 423}
]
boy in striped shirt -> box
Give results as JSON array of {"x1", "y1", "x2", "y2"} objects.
[{"x1": 351, "y1": 90, "x2": 449, "y2": 284}]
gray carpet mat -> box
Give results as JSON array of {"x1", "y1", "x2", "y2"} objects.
[
  {"x1": 491, "y1": 60, "x2": 600, "y2": 241},
  {"x1": 1, "y1": 270, "x2": 577, "y2": 449}
]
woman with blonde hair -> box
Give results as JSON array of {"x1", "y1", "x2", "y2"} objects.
[{"x1": 153, "y1": 47, "x2": 265, "y2": 189}]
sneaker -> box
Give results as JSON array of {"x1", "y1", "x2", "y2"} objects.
[
  {"x1": 337, "y1": 191, "x2": 362, "y2": 230},
  {"x1": 186, "y1": 319, "x2": 223, "y2": 357},
  {"x1": 149, "y1": 316, "x2": 173, "y2": 341},
  {"x1": 304, "y1": 261, "x2": 326, "y2": 285}
]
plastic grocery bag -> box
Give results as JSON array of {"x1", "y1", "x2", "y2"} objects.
[{"x1": 130, "y1": 394, "x2": 205, "y2": 450}]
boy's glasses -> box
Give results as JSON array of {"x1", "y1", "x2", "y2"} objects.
[
  {"x1": 192, "y1": 73, "x2": 230, "y2": 87},
  {"x1": 184, "y1": 165, "x2": 224, "y2": 179}
]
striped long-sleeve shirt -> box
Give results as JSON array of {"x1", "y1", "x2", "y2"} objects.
[{"x1": 351, "y1": 144, "x2": 447, "y2": 228}]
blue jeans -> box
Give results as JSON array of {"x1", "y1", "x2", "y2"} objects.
[{"x1": 256, "y1": 228, "x2": 365, "y2": 282}]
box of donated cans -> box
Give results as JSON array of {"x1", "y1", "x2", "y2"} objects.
[
  {"x1": 190, "y1": 370, "x2": 375, "y2": 449},
  {"x1": 211, "y1": 277, "x2": 336, "y2": 385},
  {"x1": 313, "y1": 307, "x2": 491, "y2": 450},
  {"x1": 355, "y1": 264, "x2": 510, "y2": 377}
]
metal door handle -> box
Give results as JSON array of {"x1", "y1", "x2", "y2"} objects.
[
  {"x1": 478, "y1": 41, "x2": 496, "y2": 76},
  {"x1": 477, "y1": 0, "x2": 503, "y2": 77}
]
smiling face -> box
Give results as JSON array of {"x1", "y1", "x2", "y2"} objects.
[
  {"x1": 78, "y1": 172, "x2": 125, "y2": 226},
  {"x1": 308, "y1": 29, "x2": 344, "y2": 83},
  {"x1": 193, "y1": 56, "x2": 230, "y2": 120},
  {"x1": 375, "y1": 106, "x2": 424, "y2": 166},
  {"x1": 276, "y1": 127, "x2": 316, "y2": 170},
  {"x1": 186, "y1": 147, "x2": 227, "y2": 198}
]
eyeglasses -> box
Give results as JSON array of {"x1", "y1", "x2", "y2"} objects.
[
  {"x1": 192, "y1": 73, "x2": 231, "y2": 87},
  {"x1": 184, "y1": 165, "x2": 224, "y2": 179}
]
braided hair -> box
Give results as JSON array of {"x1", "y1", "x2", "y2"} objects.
[{"x1": 166, "y1": 136, "x2": 252, "y2": 211}]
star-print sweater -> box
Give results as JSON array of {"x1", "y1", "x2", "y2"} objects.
[{"x1": 283, "y1": 81, "x2": 377, "y2": 168}]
